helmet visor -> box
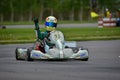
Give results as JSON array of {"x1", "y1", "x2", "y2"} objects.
[{"x1": 45, "y1": 22, "x2": 57, "y2": 27}]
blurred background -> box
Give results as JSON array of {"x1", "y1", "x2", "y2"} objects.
[{"x1": 0, "y1": 0, "x2": 120, "y2": 22}]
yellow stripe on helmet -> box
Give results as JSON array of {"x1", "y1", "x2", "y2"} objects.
[{"x1": 46, "y1": 26, "x2": 55, "y2": 31}]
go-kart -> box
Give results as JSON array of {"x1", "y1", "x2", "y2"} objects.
[{"x1": 15, "y1": 30, "x2": 89, "y2": 61}]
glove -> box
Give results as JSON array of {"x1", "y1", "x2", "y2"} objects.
[
  {"x1": 33, "y1": 17, "x2": 39, "y2": 30},
  {"x1": 33, "y1": 17, "x2": 38, "y2": 23}
]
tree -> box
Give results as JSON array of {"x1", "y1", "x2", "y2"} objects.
[
  {"x1": 25, "y1": 0, "x2": 37, "y2": 22},
  {"x1": 1, "y1": 0, "x2": 120, "y2": 22},
  {"x1": 9, "y1": 0, "x2": 16, "y2": 22},
  {"x1": 39, "y1": 0, "x2": 44, "y2": 22},
  {"x1": 0, "y1": 0, "x2": 9, "y2": 22}
]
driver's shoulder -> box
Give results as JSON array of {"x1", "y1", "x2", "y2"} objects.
[{"x1": 42, "y1": 31, "x2": 50, "y2": 37}]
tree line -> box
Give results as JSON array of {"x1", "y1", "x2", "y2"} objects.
[{"x1": 0, "y1": 0, "x2": 120, "y2": 22}]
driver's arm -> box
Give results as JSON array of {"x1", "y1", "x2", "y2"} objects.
[{"x1": 33, "y1": 18, "x2": 44, "y2": 40}]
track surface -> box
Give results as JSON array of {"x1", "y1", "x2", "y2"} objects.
[{"x1": 0, "y1": 40, "x2": 120, "y2": 80}]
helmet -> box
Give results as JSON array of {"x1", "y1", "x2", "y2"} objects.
[
  {"x1": 45, "y1": 16, "x2": 57, "y2": 31},
  {"x1": 106, "y1": 8, "x2": 109, "y2": 11}
]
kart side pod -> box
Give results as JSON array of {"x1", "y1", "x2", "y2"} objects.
[{"x1": 71, "y1": 49, "x2": 89, "y2": 60}]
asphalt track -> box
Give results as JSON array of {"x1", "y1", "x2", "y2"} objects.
[{"x1": 0, "y1": 40, "x2": 120, "y2": 80}]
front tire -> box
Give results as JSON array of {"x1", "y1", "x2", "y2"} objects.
[{"x1": 26, "y1": 48, "x2": 33, "y2": 61}]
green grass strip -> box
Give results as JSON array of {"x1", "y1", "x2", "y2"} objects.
[{"x1": 0, "y1": 27, "x2": 120, "y2": 44}]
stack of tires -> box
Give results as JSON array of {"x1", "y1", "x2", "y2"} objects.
[
  {"x1": 98, "y1": 18, "x2": 117, "y2": 28},
  {"x1": 103, "y1": 18, "x2": 116, "y2": 27}
]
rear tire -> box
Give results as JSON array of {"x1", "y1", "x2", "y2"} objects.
[
  {"x1": 15, "y1": 48, "x2": 21, "y2": 60},
  {"x1": 26, "y1": 48, "x2": 33, "y2": 61},
  {"x1": 15, "y1": 48, "x2": 19, "y2": 60},
  {"x1": 81, "y1": 58, "x2": 89, "y2": 61},
  {"x1": 80, "y1": 48, "x2": 89, "y2": 61}
]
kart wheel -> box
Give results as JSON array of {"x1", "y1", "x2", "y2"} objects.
[
  {"x1": 81, "y1": 58, "x2": 89, "y2": 61},
  {"x1": 26, "y1": 48, "x2": 33, "y2": 61},
  {"x1": 15, "y1": 48, "x2": 21, "y2": 60},
  {"x1": 80, "y1": 48, "x2": 89, "y2": 61}
]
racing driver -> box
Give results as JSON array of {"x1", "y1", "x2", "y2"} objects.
[{"x1": 33, "y1": 16, "x2": 57, "y2": 53}]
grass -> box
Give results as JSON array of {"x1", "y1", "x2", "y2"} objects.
[
  {"x1": 0, "y1": 21, "x2": 34, "y2": 25},
  {"x1": 0, "y1": 27, "x2": 120, "y2": 44},
  {"x1": 0, "y1": 20, "x2": 97, "y2": 25},
  {"x1": 59, "y1": 28, "x2": 120, "y2": 41}
]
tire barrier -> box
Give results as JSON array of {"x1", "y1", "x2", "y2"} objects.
[
  {"x1": 98, "y1": 18, "x2": 103, "y2": 28},
  {"x1": 98, "y1": 18, "x2": 116, "y2": 28}
]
